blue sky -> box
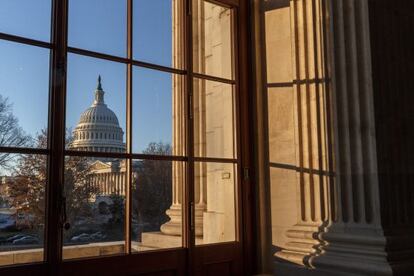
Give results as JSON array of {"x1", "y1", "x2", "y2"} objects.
[{"x1": 0, "y1": 0, "x2": 174, "y2": 153}]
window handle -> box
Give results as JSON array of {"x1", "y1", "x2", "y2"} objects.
[{"x1": 62, "y1": 196, "x2": 71, "y2": 230}]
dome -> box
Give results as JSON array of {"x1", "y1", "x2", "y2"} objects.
[
  {"x1": 79, "y1": 104, "x2": 120, "y2": 125},
  {"x1": 69, "y1": 76, "x2": 126, "y2": 153}
]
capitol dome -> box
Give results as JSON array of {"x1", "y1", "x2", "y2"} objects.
[{"x1": 69, "y1": 76, "x2": 126, "y2": 153}]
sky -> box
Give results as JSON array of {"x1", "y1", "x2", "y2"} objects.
[{"x1": 0, "y1": 0, "x2": 174, "y2": 153}]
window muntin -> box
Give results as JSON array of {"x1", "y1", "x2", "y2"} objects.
[
  {"x1": 0, "y1": 0, "x2": 240, "y2": 267},
  {"x1": 192, "y1": 0, "x2": 238, "y2": 247}
]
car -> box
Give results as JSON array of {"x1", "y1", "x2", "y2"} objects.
[
  {"x1": 12, "y1": 236, "x2": 39, "y2": 245},
  {"x1": 90, "y1": 231, "x2": 106, "y2": 240},
  {"x1": 6, "y1": 234, "x2": 27, "y2": 243},
  {"x1": 70, "y1": 233, "x2": 92, "y2": 243}
]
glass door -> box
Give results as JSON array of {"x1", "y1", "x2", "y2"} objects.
[{"x1": 0, "y1": 0, "x2": 251, "y2": 275}]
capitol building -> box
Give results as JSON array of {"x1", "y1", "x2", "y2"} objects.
[
  {"x1": 69, "y1": 76, "x2": 129, "y2": 197},
  {"x1": 69, "y1": 76, "x2": 126, "y2": 153}
]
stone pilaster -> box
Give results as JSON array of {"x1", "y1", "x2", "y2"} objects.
[
  {"x1": 159, "y1": 0, "x2": 206, "y2": 237},
  {"x1": 310, "y1": 0, "x2": 393, "y2": 275}
]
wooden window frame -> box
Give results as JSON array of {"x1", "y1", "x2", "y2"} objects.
[{"x1": 0, "y1": 0, "x2": 254, "y2": 275}]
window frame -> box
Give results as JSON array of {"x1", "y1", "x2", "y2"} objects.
[{"x1": 0, "y1": 0, "x2": 254, "y2": 274}]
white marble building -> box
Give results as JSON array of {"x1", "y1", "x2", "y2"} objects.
[{"x1": 69, "y1": 76, "x2": 125, "y2": 153}]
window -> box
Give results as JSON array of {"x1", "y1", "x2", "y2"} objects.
[{"x1": 0, "y1": 0, "x2": 246, "y2": 273}]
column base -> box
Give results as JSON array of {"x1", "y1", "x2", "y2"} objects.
[
  {"x1": 275, "y1": 224, "x2": 321, "y2": 266},
  {"x1": 160, "y1": 204, "x2": 205, "y2": 237},
  {"x1": 310, "y1": 224, "x2": 393, "y2": 276}
]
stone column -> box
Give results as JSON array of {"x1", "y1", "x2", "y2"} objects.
[
  {"x1": 160, "y1": 0, "x2": 191, "y2": 236},
  {"x1": 310, "y1": 1, "x2": 392, "y2": 275},
  {"x1": 275, "y1": 0, "x2": 330, "y2": 266}
]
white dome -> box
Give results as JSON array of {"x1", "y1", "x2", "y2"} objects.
[{"x1": 69, "y1": 76, "x2": 126, "y2": 153}]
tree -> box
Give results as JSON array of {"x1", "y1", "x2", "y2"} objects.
[
  {"x1": 0, "y1": 95, "x2": 31, "y2": 169},
  {"x1": 132, "y1": 142, "x2": 172, "y2": 233},
  {"x1": 7, "y1": 130, "x2": 99, "y2": 232}
]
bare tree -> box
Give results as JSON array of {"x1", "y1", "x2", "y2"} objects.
[{"x1": 0, "y1": 95, "x2": 31, "y2": 169}]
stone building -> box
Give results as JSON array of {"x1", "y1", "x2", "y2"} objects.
[
  {"x1": 69, "y1": 77, "x2": 127, "y2": 197},
  {"x1": 69, "y1": 76, "x2": 126, "y2": 153}
]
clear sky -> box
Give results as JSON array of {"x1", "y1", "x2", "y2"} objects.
[{"x1": 0, "y1": 0, "x2": 173, "y2": 153}]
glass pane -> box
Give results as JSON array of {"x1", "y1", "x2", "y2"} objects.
[
  {"x1": 131, "y1": 160, "x2": 184, "y2": 252},
  {"x1": 0, "y1": 154, "x2": 46, "y2": 266},
  {"x1": 134, "y1": 0, "x2": 183, "y2": 68},
  {"x1": 194, "y1": 162, "x2": 236, "y2": 245},
  {"x1": 66, "y1": 54, "x2": 126, "y2": 153},
  {"x1": 0, "y1": 0, "x2": 51, "y2": 42},
  {"x1": 63, "y1": 156, "x2": 126, "y2": 260},
  {"x1": 68, "y1": 0, "x2": 126, "y2": 57},
  {"x1": 0, "y1": 40, "x2": 50, "y2": 149},
  {"x1": 133, "y1": 67, "x2": 185, "y2": 156},
  {"x1": 192, "y1": 0, "x2": 234, "y2": 80},
  {"x1": 193, "y1": 78, "x2": 235, "y2": 159}
]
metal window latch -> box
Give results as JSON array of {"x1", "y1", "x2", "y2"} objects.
[{"x1": 61, "y1": 196, "x2": 71, "y2": 230}]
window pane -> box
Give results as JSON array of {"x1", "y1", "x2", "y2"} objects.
[
  {"x1": 133, "y1": 67, "x2": 185, "y2": 156},
  {"x1": 63, "y1": 156, "x2": 126, "y2": 260},
  {"x1": 66, "y1": 54, "x2": 126, "y2": 153},
  {"x1": 193, "y1": 78, "x2": 236, "y2": 159},
  {"x1": 0, "y1": 154, "x2": 46, "y2": 266},
  {"x1": 68, "y1": 0, "x2": 126, "y2": 57},
  {"x1": 134, "y1": 0, "x2": 183, "y2": 68},
  {"x1": 0, "y1": 40, "x2": 49, "y2": 149},
  {"x1": 0, "y1": 0, "x2": 51, "y2": 42},
  {"x1": 131, "y1": 160, "x2": 184, "y2": 252},
  {"x1": 193, "y1": 0, "x2": 234, "y2": 80},
  {"x1": 194, "y1": 162, "x2": 236, "y2": 245}
]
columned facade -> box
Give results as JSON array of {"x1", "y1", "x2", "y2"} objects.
[{"x1": 255, "y1": 0, "x2": 414, "y2": 275}]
